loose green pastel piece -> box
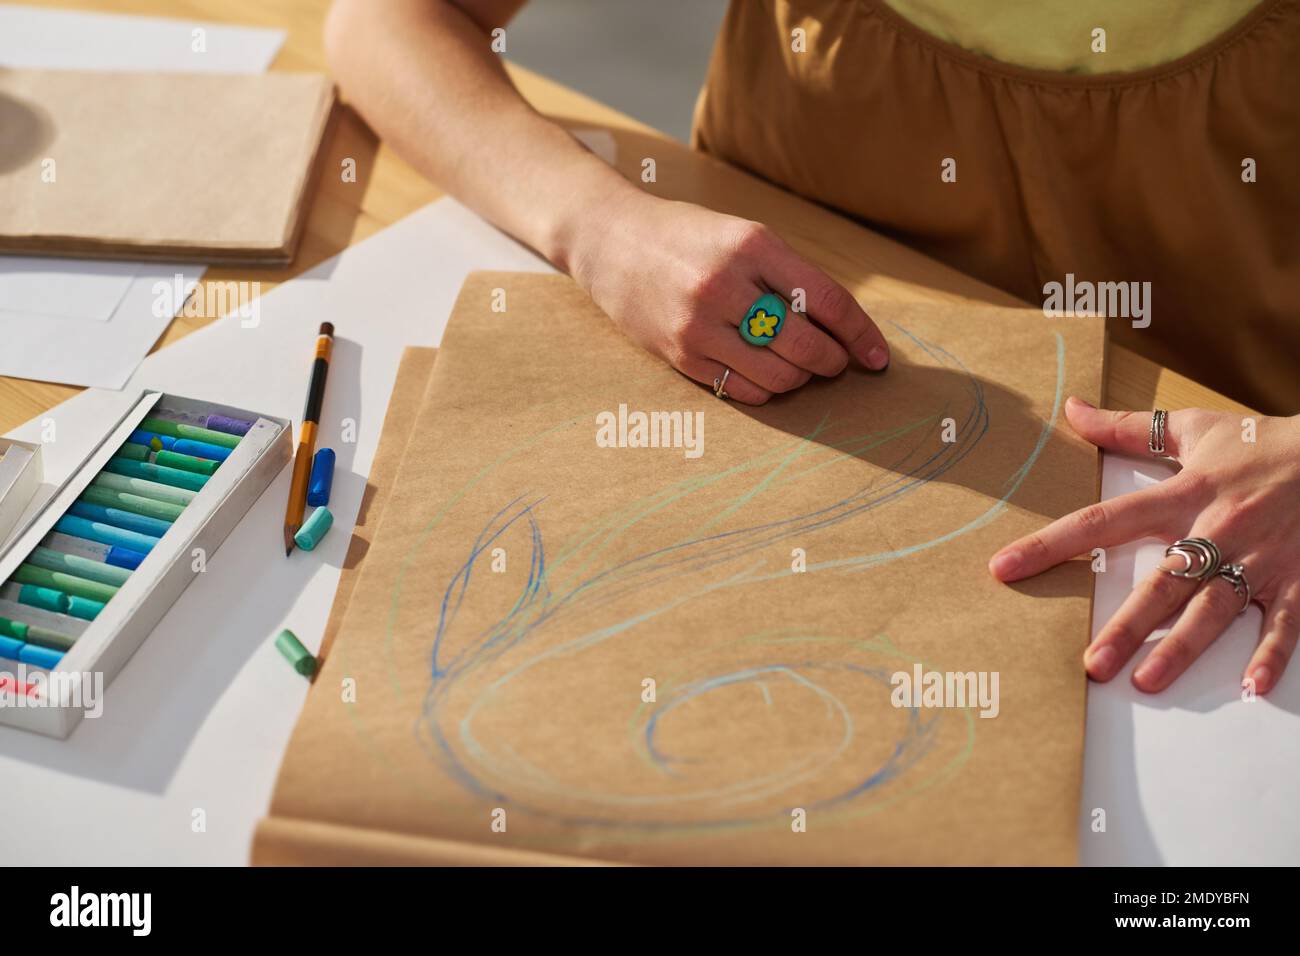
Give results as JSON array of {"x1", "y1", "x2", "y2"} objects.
[
  {"x1": 739, "y1": 293, "x2": 787, "y2": 346},
  {"x1": 293, "y1": 506, "x2": 333, "y2": 552},
  {"x1": 275, "y1": 628, "x2": 317, "y2": 677},
  {"x1": 0, "y1": 617, "x2": 29, "y2": 641}
]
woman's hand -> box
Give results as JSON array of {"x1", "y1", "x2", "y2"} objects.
[
  {"x1": 570, "y1": 190, "x2": 890, "y2": 405},
  {"x1": 990, "y1": 397, "x2": 1300, "y2": 695}
]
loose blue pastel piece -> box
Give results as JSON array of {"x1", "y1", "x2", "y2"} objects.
[
  {"x1": 0, "y1": 635, "x2": 24, "y2": 662},
  {"x1": 19, "y1": 643, "x2": 63, "y2": 670},
  {"x1": 129, "y1": 429, "x2": 175, "y2": 451},
  {"x1": 173, "y1": 438, "x2": 232, "y2": 462},
  {"x1": 293, "y1": 506, "x2": 334, "y2": 552},
  {"x1": 739, "y1": 293, "x2": 787, "y2": 346},
  {"x1": 307, "y1": 448, "x2": 336, "y2": 507},
  {"x1": 106, "y1": 546, "x2": 146, "y2": 571}
]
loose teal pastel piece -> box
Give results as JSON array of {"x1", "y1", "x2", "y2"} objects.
[
  {"x1": 739, "y1": 292, "x2": 787, "y2": 346},
  {"x1": 293, "y1": 506, "x2": 334, "y2": 552}
]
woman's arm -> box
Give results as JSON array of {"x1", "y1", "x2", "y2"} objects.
[{"x1": 325, "y1": 0, "x2": 890, "y2": 405}]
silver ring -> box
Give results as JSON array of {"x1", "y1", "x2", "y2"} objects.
[
  {"x1": 1163, "y1": 537, "x2": 1222, "y2": 581},
  {"x1": 712, "y1": 368, "x2": 731, "y2": 400},
  {"x1": 1148, "y1": 409, "x2": 1168, "y2": 456},
  {"x1": 1216, "y1": 563, "x2": 1251, "y2": 613}
]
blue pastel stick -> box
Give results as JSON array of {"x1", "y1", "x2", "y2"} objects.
[
  {"x1": 19, "y1": 644, "x2": 63, "y2": 669},
  {"x1": 307, "y1": 448, "x2": 335, "y2": 507},
  {"x1": 0, "y1": 635, "x2": 23, "y2": 661},
  {"x1": 129, "y1": 429, "x2": 176, "y2": 451},
  {"x1": 172, "y1": 438, "x2": 231, "y2": 462},
  {"x1": 55, "y1": 515, "x2": 159, "y2": 554},
  {"x1": 66, "y1": 596, "x2": 105, "y2": 621},
  {"x1": 69, "y1": 502, "x2": 172, "y2": 539},
  {"x1": 107, "y1": 546, "x2": 146, "y2": 571}
]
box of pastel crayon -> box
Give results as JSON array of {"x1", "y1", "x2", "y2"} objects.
[
  {"x1": 0, "y1": 437, "x2": 43, "y2": 550},
  {"x1": 0, "y1": 392, "x2": 290, "y2": 737}
]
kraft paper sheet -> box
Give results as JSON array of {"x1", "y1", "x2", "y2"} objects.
[
  {"x1": 255, "y1": 271, "x2": 1105, "y2": 866},
  {"x1": 0, "y1": 69, "x2": 333, "y2": 265}
]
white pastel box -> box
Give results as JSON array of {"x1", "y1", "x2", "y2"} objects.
[
  {"x1": 0, "y1": 436, "x2": 43, "y2": 551},
  {"x1": 0, "y1": 391, "x2": 289, "y2": 737}
]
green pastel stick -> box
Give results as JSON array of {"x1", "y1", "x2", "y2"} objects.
[
  {"x1": 67, "y1": 595, "x2": 105, "y2": 621},
  {"x1": 23, "y1": 625, "x2": 76, "y2": 652},
  {"x1": 92, "y1": 471, "x2": 196, "y2": 507},
  {"x1": 154, "y1": 449, "x2": 219, "y2": 476},
  {"x1": 275, "y1": 629, "x2": 317, "y2": 676},
  {"x1": 80, "y1": 485, "x2": 185, "y2": 522},
  {"x1": 105, "y1": 457, "x2": 208, "y2": 492},
  {"x1": 0, "y1": 616, "x2": 29, "y2": 641},
  {"x1": 27, "y1": 546, "x2": 132, "y2": 587},
  {"x1": 141, "y1": 417, "x2": 240, "y2": 450},
  {"x1": 13, "y1": 564, "x2": 118, "y2": 604},
  {"x1": 116, "y1": 442, "x2": 152, "y2": 461}
]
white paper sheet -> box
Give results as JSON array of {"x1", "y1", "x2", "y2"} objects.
[
  {"x1": 0, "y1": 199, "x2": 554, "y2": 865},
  {"x1": 0, "y1": 3, "x2": 284, "y2": 73},
  {"x1": 0, "y1": 258, "x2": 137, "y2": 321},
  {"x1": 0, "y1": 3, "x2": 285, "y2": 388},
  {"x1": 1079, "y1": 454, "x2": 1300, "y2": 865}
]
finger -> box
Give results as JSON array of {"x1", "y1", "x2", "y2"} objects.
[
  {"x1": 1084, "y1": 557, "x2": 1201, "y2": 682},
  {"x1": 719, "y1": 280, "x2": 847, "y2": 377},
  {"x1": 677, "y1": 354, "x2": 771, "y2": 406},
  {"x1": 751, "y1": 232, "x2": 889, "y2": 370},
  {"x1": 1245, "y1": 581, "x2": 1300, "y2": 695},
  {"x1": 706, "y1": 328, "x2": 813, "y2": 396},
  {"x1": 760, "y1": 311, "x2": 849, "y2": 378},
  {"x1": 989, "y1": 487, "x2": 1178, "y2": 582},
  {"x1": 1131, "y1": 573, "x2": 1245, "y2": 692},
  {"x1": 1063, "y1": 397, "x2": 1196, "y2": 459}
]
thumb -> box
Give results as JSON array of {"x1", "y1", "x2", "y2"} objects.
[{"x1": 1064, "y1": 397, "x2": 1191, "y2": 459}]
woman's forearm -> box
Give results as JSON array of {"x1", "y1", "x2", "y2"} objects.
[{"x1": 324, "y1": 0, "x2": 636, "y2": 274}]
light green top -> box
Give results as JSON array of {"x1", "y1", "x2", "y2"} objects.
[{"x1": 883, "y1": 0, "x2": 1263, "y2": 73}]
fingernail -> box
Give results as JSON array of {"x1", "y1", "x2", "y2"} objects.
[
  {"x1": 1134, "y1": 655, "x2": 1168, "y2": 689},
  {"x1": 866, "y1": 346, "x2": 889, "y2": 371},
  {"x1": 1067, "y1": 395, "x2": 1094, "y2": 409},
  {"x1": 989, "y1": 550, "x2": 1020, "y2": 579},
  {"x1": 1249, "y1": 666, "x2": 1271, "y2": 693},
  {"x1": 1085, "y1": 644, "x2": 1116, "y2": 678}
]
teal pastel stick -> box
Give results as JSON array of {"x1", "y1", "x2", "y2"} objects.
[
  {"x1": 66, "y1": 595, "x2": 105, "y2": 621},
  {"x1": 69, "y1": 501, "x2": 172, "y2": 539},
  {"x1": 105, "y1": 457, "x2": 208, "y2": 492},
  {"x1": 293, "y1": 506, "x2": 333, "y2": 552},
  {"x1": 17, "y1": 584, "x2": 69, "y2": 614},
  {"x1": 28, "y1": 547, "x2": 132, "y2": 587},
  {"x1": 55, "y1": 515, "x2": 159, "y2": 554}
]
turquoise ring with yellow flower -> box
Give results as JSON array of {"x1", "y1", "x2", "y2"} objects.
[{"x1": 739, "y1": 293, "x2": 786, "y2": 347}]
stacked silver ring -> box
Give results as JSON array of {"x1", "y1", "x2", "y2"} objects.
[
  {"x1": 1148, "y1": 409, "x2": 1169, "y2": 456},
  {"x1": 1216, "y1": 563, "x2": 1251, "y2": 613},
  {"x1": 1163, "y1": 537, "x2": 1222, "y2": 580},
  {"x1": 712, "y1": 368, "x2": 731, "y2": 400}
]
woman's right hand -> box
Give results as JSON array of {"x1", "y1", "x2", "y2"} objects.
[{"x1": 569, "y1": 189, "x2": 891, "y2": 405}]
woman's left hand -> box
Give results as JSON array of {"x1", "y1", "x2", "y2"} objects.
[{"x1": 989, "y1": 397, "x2": 1300, "y2": 695}]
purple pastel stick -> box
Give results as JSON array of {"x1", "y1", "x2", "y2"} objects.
[{"x1": 205, "y1": 414, "x2": 253, "y2": 437}]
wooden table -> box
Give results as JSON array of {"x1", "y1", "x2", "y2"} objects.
[{"x1": 1, "y1": 0, "x2": 1256, "y2": 436}]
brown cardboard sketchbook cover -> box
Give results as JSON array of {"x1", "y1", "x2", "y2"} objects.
[
  {"x1": 255, "y1": 272, "x2": 1104, "y2": 866},
  {"x1": 0, "y1": 69, "x2": 334, "y2": 265}
]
